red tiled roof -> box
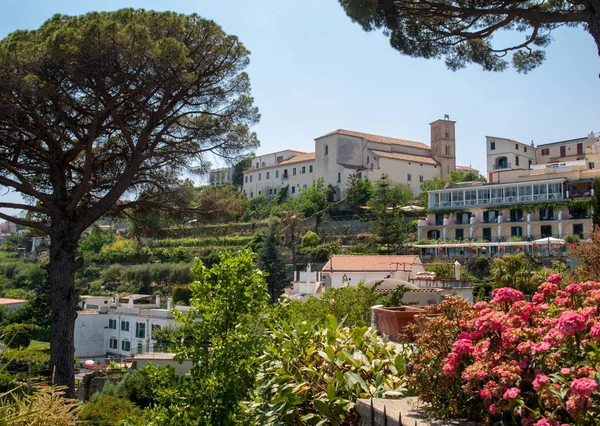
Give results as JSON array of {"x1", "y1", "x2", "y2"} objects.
[
  {"x1": 277, "y1": 152, "x2": 316, "y2": 165},
  {"x1": 371, "y1": 150, "x2": 437, "y2": 165},
  {"x1": 0, "y1": 298, "x2": 26, "y2": 305},
  {"x1": 322, "y1": 255, "x2": 421, "y2": 273},
  {"x1": 317, "y1": 129, "x2": 430, "y2": 150},
  {"x1": 456, "y1": 165, "x2": 478, "y2": 172},
  {"x1": 78, "y1": 310, "x2": 100, "y2": 315}
]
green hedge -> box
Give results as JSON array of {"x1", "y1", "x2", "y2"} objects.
[{"x1": 150, "y1": 236, "x2": 253, "y2": 248}]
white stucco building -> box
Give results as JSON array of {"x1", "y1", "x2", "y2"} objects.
[
  {"x1": 74, "y1": 294, "x2": 190, "y2": 362},
  {"x1": 237, "y1": 118, "x2": 478, "y2": 200}
]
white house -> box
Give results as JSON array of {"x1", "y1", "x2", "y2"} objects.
[
  {"x1": 74, "y1": 294, "x2": 191, "y2": 363},
  {"x1": 236, "y1": 117, "x2": 478, "y2": 201}
]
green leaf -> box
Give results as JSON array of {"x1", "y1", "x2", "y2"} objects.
[
  {"x1": 344, "y1": 371, "x2": 369, "y2": 393},
  {"x1": 326, "y1": 383, "x2": 336, "y2": 401},
  {"x1": 313, "y1": 399, "x2": 331, "y2": 417}
]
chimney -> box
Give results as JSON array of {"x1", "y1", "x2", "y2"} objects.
[
  {"x1": 155, "y1": 295, "x2": 161, "y2": 307},
  {"x1": 454, "y1": 261, "x2": 461, "y2": 280},
  {"x1": 167, "y1": 297, "x2": 173, "y2": 310}
]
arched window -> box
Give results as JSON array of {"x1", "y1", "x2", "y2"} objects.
[{"x1": 324, "y1": 145, "x2": 329, "y2": 156}]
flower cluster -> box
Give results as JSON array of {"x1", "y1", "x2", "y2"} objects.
[{"x1": 441, "y1": 281, "x2": 600, "y2": 424}]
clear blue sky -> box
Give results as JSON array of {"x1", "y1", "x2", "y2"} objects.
[{"x1": 1, "y1": 0, "x2": 600, "y2": 177}]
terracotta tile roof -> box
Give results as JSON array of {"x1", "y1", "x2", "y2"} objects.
[
  {"x1": 0, "y1": 298, "x2": 26, "y2": 305},
  {"x1": 277, "y1": 152, "x2": 316, "y2": 165},
  {"x1": 456, "y1": 165, "x2": 478, "y2": 172},
  {"x1": 77, "y1": 310, "x2": 99, "y2": 315},
  {"x1": 317, "y1": 129, "x2": 430, "y2": 150},
  {"x1": 370, "y1": 150, "x2": 437, "y2": 165},
  {"x1": 322, "y1": 255, "x2": 421, "y2": 273}
]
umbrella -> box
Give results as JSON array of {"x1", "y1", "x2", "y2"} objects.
[
  {"x1": 400, "y1": 205, "x2": 425, "y2": 212},
  {"x1": 532, "y1": 237, "x2": 565, "y2": 245}
]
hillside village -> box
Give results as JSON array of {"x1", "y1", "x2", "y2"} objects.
[{"x1": 1, "y1": 3, "x2": 600, "y2": 426}]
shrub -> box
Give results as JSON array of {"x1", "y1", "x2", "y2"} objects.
[
  {"x1": 172, "y1": 284, "x2": 192, "y2": 306},
  {"x1": 2, "y1": 323, "x2": 38, "y2": 348},
  {"x1": 1, "y1": 386, "x2": 80, "y2": 426},
  {"x1": 404, "y1": 296, "x2": 479, "y2": 420},
  {"x1": 245, "y1": 316, "x2": 407, "y2": 425},
  {"x1": 79, "y1": 395, "x2": 145, "y2": 426},
  {"x1": 440, "y1": 278, "x2": 600, "y2": 425},
  {"x1": 300, "y1": 230, "x2": 320, "y2": 248},
  {"x1": 0, "y1": 348, "x2": 50, "y2": 373}
]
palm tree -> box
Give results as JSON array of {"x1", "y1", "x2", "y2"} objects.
[{"x1": 490, "y1": 253, "x2": 537, "y2": 296}]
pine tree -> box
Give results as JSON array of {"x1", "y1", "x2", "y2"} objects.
[{"x1": 257, "y1": 221, "x2": 289, "y2": 302}]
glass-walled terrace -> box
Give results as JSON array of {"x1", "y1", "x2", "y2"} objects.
[{"x1": 428, "y1": 179, "x2": 566, "y2": 210}]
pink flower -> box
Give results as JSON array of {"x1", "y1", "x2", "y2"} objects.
[
  {"x1": 532, "y1": 293, "x2": 544, "y2": 303},
  {"x1": 474, "y1": 301, "x2": 487, "y2": 309},
  {"x1": 492, "y1": 287, "x2": 525, "y2": 304},
  {"x1": 557, "y1": 311, "x2": 586, "y2": 335},
  {"x1": 532, "y1": 374, "x2": 549, "y2": 391},
  {"x1": 590, "y1": 322, "x2": 600, "y2": 338},
  {"x1": 532, "y1": 341, "x2": 551, "y2": 355},
  {"x1": 534, "y1": 419, "x2": 560, "y2": 426},
  {"x1": 503, "y1": 387, "x2": 521, "y2": 400},
  {"x1": 571, "y1": 378, "x2": 597, "y2": 396},
  {"x1": 561, "y1": 368, "x2": 571, "y2": 375},
  {"x1": 566, "y1": 283, "x2": 583, "y2": 295},
  {"x1": 488, "y1": 403, "x2": 498, "y2": 415},
  {"x1": 479, "y1": 388, "x2": 491, "y2": 399},
  {"x1": 547, "y1": 273, "x2": 562, "y2": 284}
]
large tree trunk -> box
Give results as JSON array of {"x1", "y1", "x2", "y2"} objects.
[{"x1": 48, "y1": 221, "x2": 80, "y2": 397}]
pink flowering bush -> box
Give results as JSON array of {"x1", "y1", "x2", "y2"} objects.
[{"x1": 441, "y1": 279, "x2": 600, "y2": 425}]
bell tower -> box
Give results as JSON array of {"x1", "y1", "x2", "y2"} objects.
[{"x1": 430, "y1": 115, "x2": 456, "y2": 180}]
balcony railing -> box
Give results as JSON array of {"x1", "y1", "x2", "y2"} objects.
[{"x1": 429, "y1": 192, "x2": 565, "y2": 210}]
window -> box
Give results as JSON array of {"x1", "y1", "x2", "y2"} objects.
[
  {"x1": 482, "y1": 228, "x2": 492, "y2": 242},
  {"x1": 309, "y1": 165, "x2": 313, "y2": 173},
  {"x1": 445, "y1": 145, "x2": 450, "y2": 155},
  {"x1": 573, "y1": 224, "x2": 584, "y2": 238},
  {"x1": 367, "y1": 156, "x2": 370, "y2": 165},
  {"x1": 137, "y1": 343, "x2": 143, "y2": 354},
  {"x1": 136, "y1": 322, "x2": 146, "y2": 338},
  {"x1": 483, "y1": 211, "x2": 497, "y2": 224},
  {"x1": 419, "y1": 175, "x2": 424, "y2": 183},
  {"x1": 276, "y1": 155, "x2": 283, "y2": 163},
  {"x1": 108, "y1": 319, "x2": 116, "y2": 329},
  {"x1": 283, "y1": 169, "x2": 288, "y2": 178},
  {"x1": 276, "y1": 170, "x2": 279, "y2": 178},
  {"x1": 255, "y1": 162, "x2": 259, "y2": 169},
  {"x1": 324, "y1": 145, "x2": 329, "y2": 155},
  {"x1": 511, "y1": 226, "x2": 523, "y2": 237},
  {"x1": 262, "y1": 162, "x2": 266, "y2": 167},
  {"x1": 455, "y1": 229, "x2": 464, "y2": 240},
  {"x1": 109, "y1": 338, "x2": 117, "y2": 349},
  {"x1": 302, "y1": 166, "x2": 306, "y2": 174},
  {"x1": 560, "y1": 146, "x2": 566, "y2": 157},
  {"x1": 490, "y1": 142, "x2": 496, "y2": 150},
  {"x1": 249, "y1": 175, "x2": 252, "y2": 182},
  {"x1": 407, "y1": 173, "x2": 412, "y2": 182},
  {"x1": 250, "y1": 192, "x2": 253, "y2": 198},
  {"x1": 541, "y1": 148, "x2": 550, "y2": 156},
  {"x1": 273, "y1": 189, "x2": 277, "y2": 194},
  {"x1": 524, "y1": 146, "x2": 528, "y2": 153},
  {"x1": 590, "y1": 162, "x2": 595, "y2": 169},
  {"x1": 515, "y1": 156, "x2": 520, "y2": 166},
  {"x1": 122, "y1": 340, "x2": 131, "y2": 352},
  {"x1": 510, "y1": 209, "x2": 524, "y2": 222},
  {"x1": 577, "y1": 143, "x2": 583, "y2": 155},
  {"x1": 291, "y1": 186, "x2": 295, "y2": 194},
  {"x1": 337, "y1": 173, "x2": 341, "y2": 183},
  {"x1": 269, "y1": 189, "x2": 272, "y2": 195},
  {"x1": 266, "y1": 171, "x2": 270, "y2": 179},
  {"x1": 303, "y1": 185, "x2": 307, "y2": 190},
  {"x1": 293, "y1": 168, "x2": 296, "y2": 176},
  {"x1": 258, "y1": 191, "x2": 261, "y2": 195},
  {"x1": 540, "y1": 207, "x2": 554, "y2": 221},
  {"x1": 515, "y1": 144, "x2": 519, "y2": 150},
  {"x1": 121, "y1": 321, "x2": 129, "y2": 332},
  {"x1": 427, "y1": 230, "x2": 440, "y2": 239},
  {"x1": 435, "y1": 213, "x2": 444, "y2": 226},
  {"x1": 258, "y1": 173, "x2": 261, "y2": 181},
  {"x1": 456, "y1": 212, "x2": 471, "y2": 225},
  {"x1": 541, "y1": 225, "x2": 552, "y2": 238}
]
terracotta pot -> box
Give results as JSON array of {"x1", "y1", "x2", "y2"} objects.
[{"x1": 374, "y1": 306, "x2": 425, "y2": 341}]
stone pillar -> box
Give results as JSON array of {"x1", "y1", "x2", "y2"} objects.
[{"x1": 370, "y1": 305, "x2": 383, "y2": 331}]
